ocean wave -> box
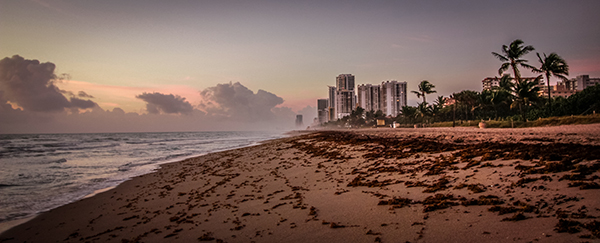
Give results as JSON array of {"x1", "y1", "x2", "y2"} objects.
[
  {"x1": 165, "y1": 152, "x2": 194, "y2": 160},
  {"x1": 42, "y1": 142, "x2": 78, "y2": 148},
  {"x1": 117, "y1": 163, "x2": 132, "y2": 171},
  {"x1": 48, "y1": 165, "x2": 74, "y2": 169},
  {"x1": 0, "y1": 184, "x2": 20, "y2": 188},
  {"x1": 32, "y1": 138, "x2": 59, "y2": 142},
  {"x1": 125, "y1": 141, "x2": 149, "y2": 144},
  {"x1": 0, "y1": 212, "x2": 30, "y2": 223},
  {"x1": 61, "y1": 143, "x2": 121, "y2": 151}
]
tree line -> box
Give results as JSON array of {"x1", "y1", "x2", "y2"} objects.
[{"x1": 325, "y1": 39, "x2": 600, "y2": 128}]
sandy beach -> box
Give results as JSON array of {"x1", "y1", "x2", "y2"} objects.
[{"x1": 2, "y1": 124, "x2": 600, "y2": 242}]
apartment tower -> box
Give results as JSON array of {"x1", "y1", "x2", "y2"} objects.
[
  {"x1": 357, "y1": 84, "x2": 380, "y2": 112},
  {"x1": 327, "y1": 86, "x2": 336, "y2": 121},
  {"x1": 380, "y1": 81, "x2": 407, "y2": 117},
  {"x1": 333, "y1": 74, "x2": 356, "y2": 119},
  {"x1": 317, "y1": 99, "x2": 329, "y2": 124}
]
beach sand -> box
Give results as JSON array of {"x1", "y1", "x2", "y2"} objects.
[{"x1": 2, "y1": 124, "x2": 600, "y2": 242}]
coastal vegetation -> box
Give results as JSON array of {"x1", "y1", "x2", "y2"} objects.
[
  {"x1": 411, "y1": 80, "x2": 437, "y2": 103},
  {"x1": 324, "y1": 39, "x2": 600, "y2": 128},
  {"x1": 534, "y1": 52, "x2": 570, "y2": 112}
]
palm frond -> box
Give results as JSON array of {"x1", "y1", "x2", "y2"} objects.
[
  {"x1": 556, "y1": 74, "x2": 569, "y2": 82},
  {"x1": 492, "y1": 52, "x2": 508, "y2": 62},
  {"x1": 498, "y1": 63, "x2": 510, "y2": 76},
  {"x1": 519, "y1": 62, "x2": 536, "y2": 71},
  {"x1": 520, "y1": 45, "x2": 535, "y2": 55}
]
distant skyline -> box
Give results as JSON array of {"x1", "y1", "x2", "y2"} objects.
[{"x1": 1, "y1": 0, "x2": 599, "y2": 133}]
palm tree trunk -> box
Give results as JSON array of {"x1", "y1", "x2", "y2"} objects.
[
  {"x1": 546, "y1": 73, "x2": 552, "y2": 114},
  {"x1": 519, "y1": 103, "x2": 525, "y2": 121},
  {"x1": 493, "y1": 103, "x2": 499, "y2": 120},
  {"x1": 511, "y1": 62, "x2": 520, "y2": 85},
  {"x1": 452, "y1": 104, "x2": 456, "y2": 127}
]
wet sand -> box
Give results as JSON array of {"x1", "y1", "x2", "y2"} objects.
[{"x1": 2, "y1": 124, "x2": 600, "y2": 242}]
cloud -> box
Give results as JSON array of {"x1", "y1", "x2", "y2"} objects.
[
  {"x1": 0, "y1": 56, "x2": 298, "y2": 133},
  {"x1": 136, "y1": 92, "x2": 194, "y2": 114},
  {"x1": 78, "y1": 91, "x2": 94, "y2": 98},
  {"x1": 199, "y1": 82, "x2": 284, "y2": 122},
  {"x1": 69, "y1": 97, "x2": 97, "y2": 109},
  {"x1": 0, "y1": 55, "x2": 98, "y2": 112},
  {"x1": 297, "y1": 105, "x2": 317, "y2": 124}
]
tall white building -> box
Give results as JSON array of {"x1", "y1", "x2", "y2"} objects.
[
  {"x1": 333, "y1": 74, "x2": 356, "y2": 119},
  {"x1": 380, "y1": 81, "x2": 407, "y2": 117},
  {"x1": 357, "y1": 84, "x2": 380, "y2": 112}
]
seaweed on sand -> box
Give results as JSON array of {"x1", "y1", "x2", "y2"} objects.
[
  {"x1": 422, "y1": 194, "x2": 461, "y2": 212},
  {"x1": 378, "y1": 197, "x2": 413, "y2": 208}
]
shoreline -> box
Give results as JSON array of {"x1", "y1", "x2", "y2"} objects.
[
  {"x1": 0, "y1": 132, "x2": 295, "y2": 235},
  {"x1": 2, "y1": 124, "x2": 599, "y2": 242}
]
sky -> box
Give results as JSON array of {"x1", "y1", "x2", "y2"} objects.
[{"x1": 1, "y1": 0, "x2": 599, "y2": 133}]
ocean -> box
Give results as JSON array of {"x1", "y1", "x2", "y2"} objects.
[{"x1": 0, "y1": 131, "x2": 286, "y2": 225}]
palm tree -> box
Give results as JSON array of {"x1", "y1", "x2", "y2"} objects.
[
  {"x1": 497, "y1": 74, "x2": 514, "y2": 92},
  {"x1": 511, "y1": 76, "x2": 542, "y2": 121},
  {"x1": 492, "y1": 39, "x2": 535, "y2": 84},
  {"x1": 412, "y1": 80, "x2": 437, "y2": 103},
  {"x1": 434, "y1": 95, "x2": 445, "y2": 110},
  {"x1": 416, "y1": 102, "x2": 433, "y2": 124},
  {"x1": 480, "y1": 89, "x2": 510, "y2": 119},
  {"x1": 453, "y1": 90, "x2": 479, "y2": 121},
  {"x1": 400, "y1": 106, "x2": 417, "y2": 124},
  {"x1": 431, "y1": 96, "x2": 445, "y2": 122},
  {"x1": 489, "y1": 74, "x2": 515, "y2": 118},
  {"x1": 534, "y1": 52, "x2": 569, "y2": 112}
]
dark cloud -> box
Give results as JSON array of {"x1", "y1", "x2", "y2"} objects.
[
  {"x1": 70, "y1": 97, "x2": 97, "y2": 109},
  {"x1": 111, "y1": 107, "x2": 125, "y2": 115},
  {"x1": 0, "y1": 55, "x2": 98, "y2": 112},
  {"x1": 136, "y1": 92, "x2": 194, "y2": 114},
  {"x1": 78, "y1": 91, "x2": 94, "y2": 98},
  {"x1": 199, "y1": 82, "x2": 284, "y2": 121}
]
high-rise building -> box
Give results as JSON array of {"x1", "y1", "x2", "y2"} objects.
[
  {"x1": 334, "y1": 74, "x2": 356, "y2": 119},
  {"x1": 317, "y1": 99, "x2": 329, "y2": 124},
  {"x1": 380, "y1": 81, "x2": 407, "y2": 117},
  {"x1": 336, "y1": 74, "x2": 355, "y2": 91},
  {"x1": 327, "y1": 86, "x2": 336, "y2": 107},
  {"x1": 575, "y1": 75, "x2": 600, "y2": 90},
  {"x1": 295, "y1": 114, "x2": 303, "y2": 128},
  {"x1": 328, "y1": 86, "x2": 336, "y2": 121},
  {"x1": 335, "y1": 90, "x2": 355, "y2": 118},
  {"x1": 357, "y1": 84, "x2": 380, "y2": 112}
]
